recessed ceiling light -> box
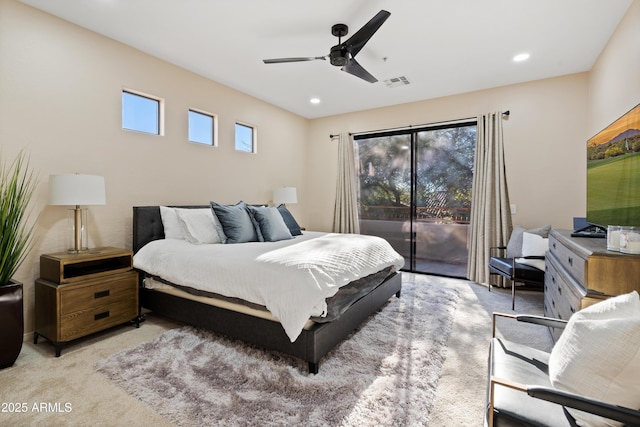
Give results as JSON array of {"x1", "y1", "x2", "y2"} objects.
[
  {"x1": 513, "y1": 53, "x2": 530, "y2": 62},
  {"x1": 310, "y1": 97, "x2": 321, "y2": 104}
]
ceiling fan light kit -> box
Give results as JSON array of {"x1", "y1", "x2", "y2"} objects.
[{"x1": 263, "y1": 10, "x2": 391, "y2": 83}]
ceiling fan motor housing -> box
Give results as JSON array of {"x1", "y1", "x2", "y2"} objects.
[
  {"x1": 329, "y1": 23, "x2": 349, "y2": 66},
  {"x1": 330, "y1": 44, "x2": 349, "y2": 66}
]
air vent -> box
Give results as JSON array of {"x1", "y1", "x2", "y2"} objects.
[{"x1": 384, "y1": 76, "x2": 410, "y2": 88}]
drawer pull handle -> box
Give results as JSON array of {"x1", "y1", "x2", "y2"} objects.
[
  {"x1": 552, "y1": 242, "x2": 556, "y2": 249},
  {"x1": 568, "y1": 256, "x2": 573, "y2": 266},
  {"x1": 570, "y1": 306, "x2": 575, "y2": 313},
  {"x1": 551, "y1": 276, "x2": 556, "y2": 284},
  {"x1": 94, "y1": 311, "x2": 110, "y2": 321},
  {"x1": 94, "y1": 290, "x2": 110, "y2": 299},
  {"x1": 552, "y1": 300, "x2": 555, "y2": 307},
  {"x1": 558, "y1": 286, "x2": 562, "y2": 295}
]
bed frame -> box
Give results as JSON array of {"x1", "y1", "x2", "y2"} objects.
[{"x1": 132, "y1": 205, "x2": 402, "y2": 374}]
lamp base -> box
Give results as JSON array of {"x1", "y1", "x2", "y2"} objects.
[
  {"x1": 68, "y1": 207, "x2": 89, "y2": 253},
  {"x1": 67, "y1": 248, "x2": 90, "y2": 254}
]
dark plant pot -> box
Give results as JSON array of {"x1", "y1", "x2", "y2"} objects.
[{"x1": 0, "y1": 280, "x2": 24, "y2": 369}]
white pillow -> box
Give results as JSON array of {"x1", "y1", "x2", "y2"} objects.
[
  {"x1": 175, "y1": 208, "x2": 221, "y2": 244},
  {"x1": 160, "y1": 206, "x2": 184, "y2": 240},
  {"x1": 548, "y1": 291, "x2": 640, "y2": 427},
  {"x1": 515, "y1": 232, "x2": 547, "y2": 271},
  {"x1": 506, "y1": 224, "x2": 551, "y2": 258}
]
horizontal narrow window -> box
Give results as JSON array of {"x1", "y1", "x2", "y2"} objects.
[
  {"x1": 122, "y1": 90, "x2": 162, "y2": 135},
  {"x1": 235, "y1": 122, "x2": 256, "y2": 153},
  {"x1": 189, "y1": 109, "x2": 217, "y2": 146}
]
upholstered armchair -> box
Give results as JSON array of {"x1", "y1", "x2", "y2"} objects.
[
  {"x1": 486, "y1": 292, "x2": 640, "y2": 427},
  {"x1": 488, "y1": 225, "x2": 549, "y2": 309}
]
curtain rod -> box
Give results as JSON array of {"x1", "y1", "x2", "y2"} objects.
[{"x1": 329, "y1": 110, "x2": 509, "y2": 140}]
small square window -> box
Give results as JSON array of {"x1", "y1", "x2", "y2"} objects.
[
  {"x1": 189, "y1": 109, "x2": 216, "y2": 146},
  {"x1": 122, "y1": 90, "x2": 162, "y2": 135},
  {"x1": 235, "y1": 122, "x2": 256, "y2": 153}
]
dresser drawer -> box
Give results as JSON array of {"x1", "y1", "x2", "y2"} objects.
[
  {"x1": 59, "y1": 299, "x2": 138, "y2": 341},
  {"x1": 545, "y1": 253, "x2": 586, "y2": 341},
  {"x1": 544, "y1": 260, "x2": 560, "y2": 320},
  {"x1": 548, "y1": 233, "x2": 587, "y2": 285},
  {"x1": 546, "y1": 254, "x2": 584, "y2": 319},
  {"x1": 59, "y1": 271, "x2": 137, "y2": 315}
]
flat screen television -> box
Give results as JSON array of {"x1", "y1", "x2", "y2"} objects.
[{"x1": 586, "y1": 103, "x2": 640, "y2": 230}]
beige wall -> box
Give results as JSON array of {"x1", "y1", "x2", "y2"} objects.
[
  {"x1": 587, "y1": 0, "x2": 640, "y2": 136},
  {"x1": 1, "y1": 0, "x2": 638, "y2": 334},
  {"x1": 307, "y1": 74, "x2": 589, "y2": 232},
  {"x1": 0, "y1": 0, "x2": 309, "y2": 333}
]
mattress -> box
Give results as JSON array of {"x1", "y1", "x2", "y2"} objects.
[
  {"x1": 143, "y1": 265, "x2": 394, "y2": 326},
  {"x1": 134, "y1": 231, "x2": 405, "y2": 341},
  {"x1": 143, "y1": 276, "x2": 314, "y2": 327}
]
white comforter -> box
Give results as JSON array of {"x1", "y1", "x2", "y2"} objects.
[{"x1": 133, "y1": 231, "x2": 404, "y2": 342}]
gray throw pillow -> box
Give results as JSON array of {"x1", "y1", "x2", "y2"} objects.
[
  {"x1": 276, "y1": 204, "x2": 302, "y2": 236},
  {"x1": 210, "y1": 201, "x2": 258, "y2": 244},
  {"x1": 247, "y1": 206, "x2": 293, "y2": 242},
  {"x1": 506, "y1": 224, "x2": 551, "y2": 258}
]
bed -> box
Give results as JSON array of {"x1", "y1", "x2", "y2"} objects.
[{"x1": 132, "y1": 205, "x2": 404, "y2": 374}]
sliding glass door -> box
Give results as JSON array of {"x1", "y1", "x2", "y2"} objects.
[
  {"x1": 355, "y1": 122, "x2": 476, "y2": 277},
  {"x1": 357, "y1": 133, "x2": 413, "y2": 270}
]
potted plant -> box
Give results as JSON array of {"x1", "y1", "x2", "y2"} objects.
[{"x1": 0, "y1": 151, "x2": 37, "y2": 369}]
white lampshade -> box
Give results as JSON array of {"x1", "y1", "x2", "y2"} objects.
[
  {"x1": 273, "y1": 187, "x2": 297, "y2": 205},
  {"x1": 49, "y1": 174, "x2": 106, "y2": 206}
]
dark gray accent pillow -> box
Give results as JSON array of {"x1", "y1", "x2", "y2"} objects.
[
  {"x1": 210, "y1": 201, "x2": 258, "y2": 244},
  {"x1": 506, "y1": 224, "x2": 551, "y2": 258},
  {"x1": 247, "y1": 206, "x2": 293, "y2": 242},
  {"x1": 277, "y1": 204, "x2": 302, "y2": 236}
]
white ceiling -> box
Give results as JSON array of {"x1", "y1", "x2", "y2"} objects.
[{"x1": 20, "y1": 0, "x2": 632, "y2": 119}]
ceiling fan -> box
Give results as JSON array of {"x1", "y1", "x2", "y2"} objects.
[{"x1": 263, "y1": 10, "x2": 391, "y2": 83}]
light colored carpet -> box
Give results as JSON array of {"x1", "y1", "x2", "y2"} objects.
[
  {"x1": 94, "y1": 281, "x2": 459, "y2": 426},
  {"x1": 0, "y1": 273, "x2": 551, "y2": 426}
]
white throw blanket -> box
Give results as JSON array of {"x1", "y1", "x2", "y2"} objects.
[{"x1": 133, "y1": 231, "x2": 405, "y2": 341}]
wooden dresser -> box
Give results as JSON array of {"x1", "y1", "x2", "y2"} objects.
[
  {"x1": 544, "y1": 229, "x2": 640, "y2": 341},
  {"x1": 34, "y1": 247, "x2": 140, "y2": 356}
]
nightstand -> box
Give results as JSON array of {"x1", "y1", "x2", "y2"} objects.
[{"x1": 34, "y1": 247, "x2": 140, "y2": 356}]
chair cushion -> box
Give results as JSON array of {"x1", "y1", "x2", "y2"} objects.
[
  {"x1": 489, "y1": 257, "x2": 545, "y2": 284},
  {"x1": 515, "y1": 232, "x2": 548, "y2": 271},
  {"x1": 548, "y1": 291, "x2": 640, "y2": 427},
  {"x1": 489, "y1": 338, "x2": 573, "y2": 426},
  {"x1": 506, "y1": 224, "x2": 551, "y2": 258}
]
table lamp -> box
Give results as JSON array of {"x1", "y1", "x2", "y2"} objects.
[
  {"x1": 273, "y1": 187, "x2": 297, "y2": 206},
  {"x1": 49, "y1": 174, "x2": 106, "y2": 253}
]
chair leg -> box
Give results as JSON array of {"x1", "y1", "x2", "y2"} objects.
[
  {"x1": 488, "y1": 380, "x2": 495, "y2": 427},
  {"x1": 510, "y1": 258, "x2": 517, "y2": 310}
]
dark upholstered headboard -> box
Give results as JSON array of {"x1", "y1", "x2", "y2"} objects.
[{"x1": 132, "y1": 205, "x2": 208, "y2": 253}]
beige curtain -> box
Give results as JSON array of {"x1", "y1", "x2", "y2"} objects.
[
  {"x1": 333, "y1": 132, "x2": 360, "y2": 233},
  {"x1": 467, "y1": 112, "x2": 512, "y2": 285}
]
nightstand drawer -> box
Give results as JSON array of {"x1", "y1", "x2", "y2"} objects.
[
  {"x1": 60, "y1": 300, "x2": 138, "y2": 341},
  {"x1": 59, "y1": 271, "x2": 137, "y2": 315}
]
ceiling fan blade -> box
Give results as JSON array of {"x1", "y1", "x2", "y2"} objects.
[
  {"x1": 263, "y1": 57, "x2": 326, "y2": 64},
  {"x1": 343, "y1": 10, "x2": 390, "y2": 58},
  {"x1": 342, "y1": 57, "x2": 378, "y2": 83}
]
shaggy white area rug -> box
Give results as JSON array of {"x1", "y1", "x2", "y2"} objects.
[{"x1": 95, "y1": 280, "x2": 459, "y2": 426}]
